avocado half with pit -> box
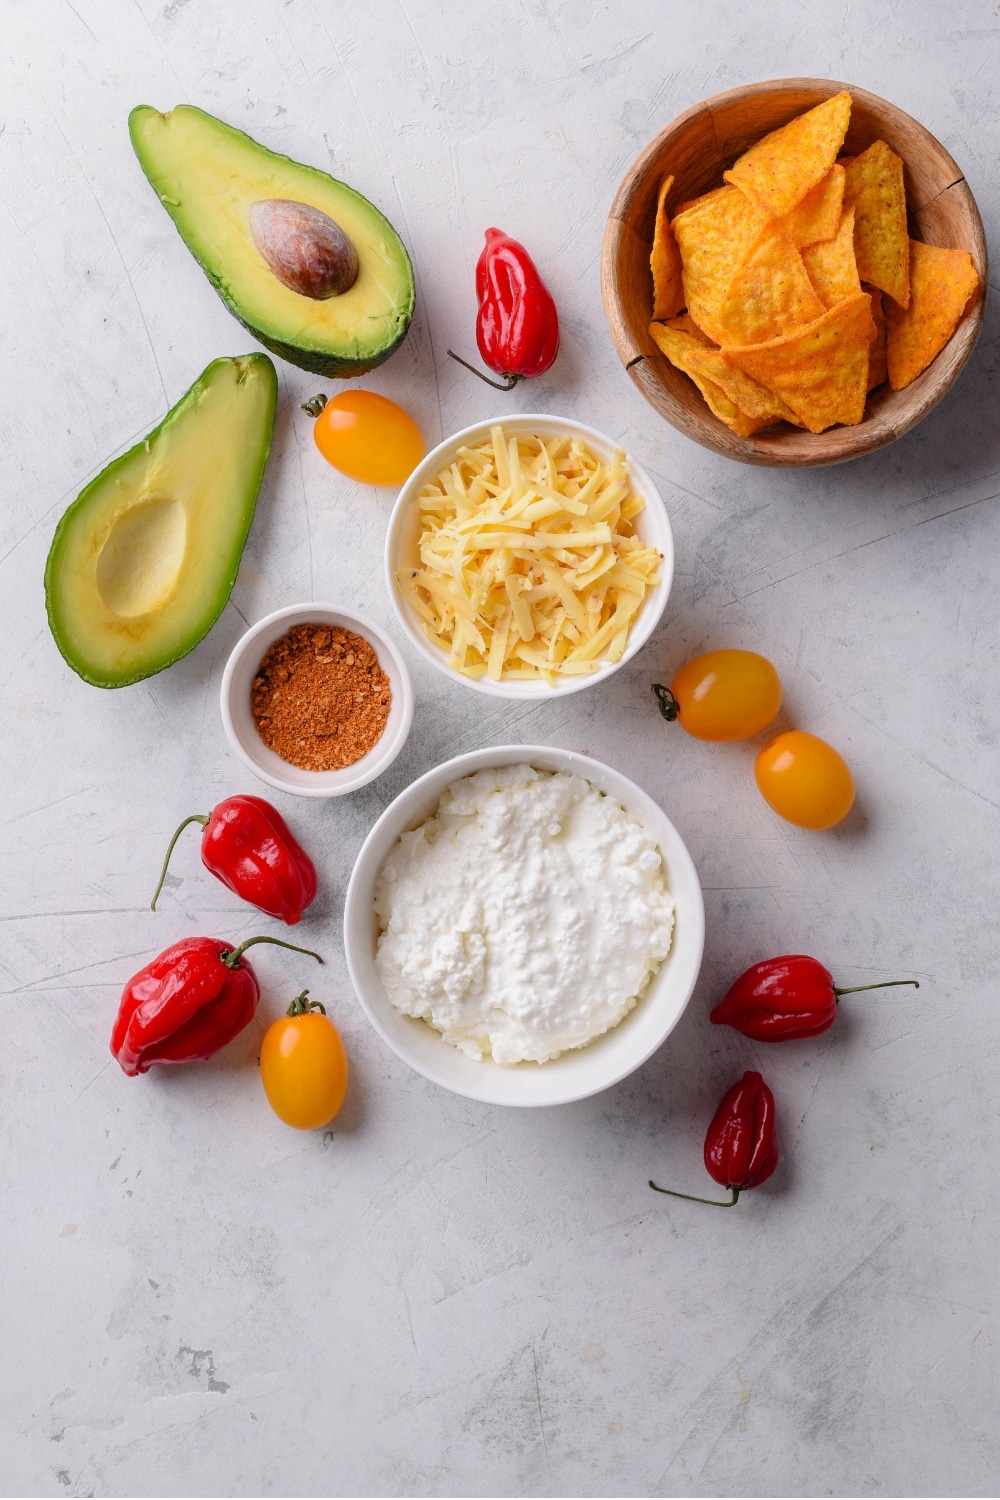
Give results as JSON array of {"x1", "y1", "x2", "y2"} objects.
[
  {"x1": 129, "y1": 105, "x2": 415, "y2": 378},
  {"x1": 45, "y1": 354, "x2": 277, "y2": 688}
]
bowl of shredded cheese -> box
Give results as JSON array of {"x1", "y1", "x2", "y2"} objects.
[{"x1": 385, "y1": 415, "x2": 674, "y2": 696}]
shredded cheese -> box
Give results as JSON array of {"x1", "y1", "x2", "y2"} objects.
[{"x1": 398, "y1": 427, "x2": 661, "y2": 684}]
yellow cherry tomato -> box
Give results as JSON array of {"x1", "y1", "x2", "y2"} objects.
[
  {"x1": 309, "y1": 390, "x2": 424, "y2": 485},
  {"x1": 260, "y1": 992, "x2": 348, "y2": 1130},
  {"x1": 654, "y1": 650, "x2": 782, "y2": 741},
  {"x1": 755, "y1": 730, "x2": 855, "y2": 830}
]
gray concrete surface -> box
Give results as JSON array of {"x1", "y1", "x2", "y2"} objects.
[{"x1": 2, "y1": 1, "x2": 998, "y2": 1494}]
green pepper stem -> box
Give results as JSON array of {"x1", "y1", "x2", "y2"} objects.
[
  {"x1": 150, "y1": 814, "x2": 211, "y2": 910},
  {"x1": 834, "y1": 979, "x2": 920, "y2": 998},
  {"x1": 300, "y1": 393, "x2": 328, "y2": 418},
  {"x1": 651, "y1": 683, "x2": 679, "y2": 722},
  {"x1": 649, "y1": 1180, "x2": 740, "y2": 1207},
  {"x1": 286, "y1": 988, "x2": 327, "y2": 1016},
  {"x1": 220, "y1": 936, "x2": 324, "y2": 970},
  {"x1": 446, "y1": 349, "x2": 522, "y2": 391}
]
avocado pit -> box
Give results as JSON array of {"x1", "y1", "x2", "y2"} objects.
[{"x1": 249, "y1": 199, "x2": 359, "y2": 300}]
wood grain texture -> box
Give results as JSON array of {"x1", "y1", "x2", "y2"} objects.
[{"x1": 601, "y1": 78, "x2": 988, "y2": 467}]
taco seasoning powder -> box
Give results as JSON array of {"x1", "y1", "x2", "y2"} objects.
[{"x1": 251, "y1": 624, "x2": 391, "y2": 771}]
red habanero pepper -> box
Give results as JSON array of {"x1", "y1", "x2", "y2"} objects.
[
  {"x1": 710, "y1": 956, "x2": 919, "y2": 1042},
  {"x1": 110, "y1": 934, "x2": 323, "y2": 1076},
  {"x1": 447, "y1": 228, "x2": 560, "y2": 390},
  {"x1": 150, "y1": 795, "x2": 317, "y2": 925},
  {"x1": 650, "y1": 1071, "x2": 779, "y2": 1208}
]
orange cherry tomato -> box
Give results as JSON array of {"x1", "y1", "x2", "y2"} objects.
[
  {"x1": 755, "y1": 731, "x2": 855, "y2": 830},
  {"x1": 260, "y1": 992, "x2": 348, "y2": 1130},
  {"x1": 653, "y1": 650, "x2": 782, "y2": 741},
  {"x1": 308, "y1": 390, "x2": 424, "y2": 485}
]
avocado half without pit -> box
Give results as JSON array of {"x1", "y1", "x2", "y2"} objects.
[
  {"x1": 129, "y1": 105, "x2": 415, "y2": 377},
  {"x1": 45, "y1": 354, "x2": 277, "y2": 689}
]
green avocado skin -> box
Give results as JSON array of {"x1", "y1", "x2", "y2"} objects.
[
  {"x1": 45, "y1": 354, "x2": 278, "y2": 689},
  {"x1": 129, "y1": 105, "x2": 415, "y2": 378},
  {"x1": 245, "y1": 319, "x2": 411, "y2": 379}
]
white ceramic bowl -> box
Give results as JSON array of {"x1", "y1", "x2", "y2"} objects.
[
  {"x1": 384, "y1": 414, "x2": 674, "y2": 699},
  {"x1": 343, "y1": 744, "x2": 704, "y2": 1106},
  {"x1": 220, "y1": 603, "x2": 414, "y2": 798}
]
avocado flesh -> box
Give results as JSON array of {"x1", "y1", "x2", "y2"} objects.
[
  {"x1": 129, "y1": 105, "x2": 415, "y2": 377},
  {"x1": 45, "y1": 355, "x2": 277, "y2": 688}
]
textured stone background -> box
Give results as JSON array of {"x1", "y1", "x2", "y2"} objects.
[{"x1": 2, "y1": 1, "x2": 998, "y2": 1495}]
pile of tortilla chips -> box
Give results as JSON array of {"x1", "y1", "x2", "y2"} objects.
[{"x1": 649, "y1": 91, "x2": 979, "y2": 437}]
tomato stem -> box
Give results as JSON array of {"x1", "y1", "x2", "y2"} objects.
[
  {"x1": 652, "y1": 683, "x2": 679, "y2": 722},
  {"x1": 286, "y1": 988, "x2": 327, "y2": 1016},
  {"x1": 446, "y1": 349, "x2": 522, "y2": 391},
  {"x1": 649, "y1": 1180, "x2": 740, "y2": 1207},
  {"x1": 300, "y1": 394, "x2": 328, "y2": 418},
  {"x1": 150, "y1": 814, "x2": 210, "y2": 911}
]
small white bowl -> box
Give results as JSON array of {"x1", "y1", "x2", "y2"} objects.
[
  {"x1": 385, "y1": 414, "x2": 674, "y2": 699},
  {"x1": 220, "y1": 603, "x2": 414, "y2": 798},
  {"x1": 343, "y1": 744, "x2": 704, "y2": 1106}
]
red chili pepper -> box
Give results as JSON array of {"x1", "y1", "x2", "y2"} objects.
[
  {"x1": 110, "y1": 934, "x2": 323, "y2": 1076},
  {"x1": 150, "y1": 795, "x2": 317, "y2": 925},
  {"x1": 709, "y1": 955, "x2": 919, "y2": 1042},
  {"x1": 447, "y1": 227, "x2": 559, "y2": 390},
  {"x1": 649, "y1": 1071, "x2": 779, "y2": 1207}
]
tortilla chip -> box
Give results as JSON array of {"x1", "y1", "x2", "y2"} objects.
[
  {"x1": 722, "y1": 292, "x2": 875, "y2": 433},
  {"x1": 649, "y1": 323, "x2": 779, "y2": 435},
  {"x1": 802, "y1": 205, "x2": 861, "y2": 309},
  {"x1": 696, "y1": 378, "x2": 777, "y2": 437},
  {"x1": 662, "y1": 313, "x2": 717, "y2": 345},
  {"x1": 672, "y1": 186, "x2": 770, "y2": 343},
  {"x1": 885, "y1": 240, "x2": 979, "y2": 390},
  {"x1": 672, "y1": 185, "x2": 732, "y2": 221},
  {"x1": 843, "y1": 141, "x2": 910, "y2": 307},
  {"x1": 715, "y1": 224, "x2": 825, "y2": 346},
  {"x1": 650, "y1": 174, "x2": 684, "y2": 319},
  {"x1": 779, "y1": 164, "x2": 845, "y2": 248},
  {"x1": 706, "y1": 358, "x2": 802, "y2": 425},
  {"x1": 649, "y1": 322, "x2": 711, "y2": 364},
  {"x1": 650, "y1": 320, "x2": 800, "y2": 426},
  {"x1": 866, "y1": 286, "x2": 887, "y2": 390},
  {"x1": 723, "y1": 91, "x2": 852, "y2": 220}
]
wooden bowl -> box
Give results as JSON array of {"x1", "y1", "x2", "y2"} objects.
[{"x1": 601, "y1": 78, "x2": 988, "y2": 467}]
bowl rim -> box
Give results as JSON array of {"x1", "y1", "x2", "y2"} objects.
[
  {"x1": 219, "y1": 601, "x2": 414, "y2": 798},
  {"x1": 601, "y1": 75, "x2": 989, "y2": 468},
  {"x1": 383, "y1": 412, "x2": 674, "y2": 699},
  {"x1": 343, "y1": 743, "x2": 706, "y2": 1106}
]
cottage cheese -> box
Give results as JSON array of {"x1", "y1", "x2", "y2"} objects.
[{"x1": 373, "y1": 764, "x2": 674, "y2": 1065}]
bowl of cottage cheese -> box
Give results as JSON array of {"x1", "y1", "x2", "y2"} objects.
[{"x1": 344, "y1": 745, "x2": 704, "y2": 1106}]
